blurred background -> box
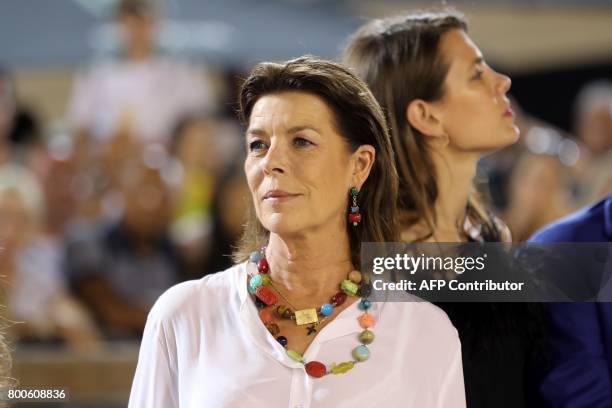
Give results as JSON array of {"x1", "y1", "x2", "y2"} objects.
[{"x1": 0, "y1": 0, "x2": 610, "y2": 406}]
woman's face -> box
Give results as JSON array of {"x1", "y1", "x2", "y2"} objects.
[
  {"x1": 244, "y1": 92, "x2": 358, "y2": 237},
  {"x1": 434, "y1": 29, "x2": 519, "y2": 152}
]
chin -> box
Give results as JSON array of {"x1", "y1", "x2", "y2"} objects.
[
  {"x1": 260, "y1": 212, "x2": 303, "y2": 236},
  {"x1": 491, "y1": 125, "x2": 520, "y2": 150}
]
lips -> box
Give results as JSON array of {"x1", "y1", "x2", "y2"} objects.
[
  {"x1": 503, "y1": 103, "x2": 514, "y2": 117},
  {"x1": 262, "y1": 190, "x2": 300, "y2": 201}
]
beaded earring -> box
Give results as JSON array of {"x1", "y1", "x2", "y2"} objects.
[{"x1": 348, "y1": 186, "x2": 362, "y2": 226}]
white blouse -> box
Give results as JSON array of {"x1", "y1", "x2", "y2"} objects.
[{"x1": 129, "y1": 262, "x2": 466, "y2": 408}]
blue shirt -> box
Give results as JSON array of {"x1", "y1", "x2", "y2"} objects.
[{"x1": 529, "y1": 195, "x2": 612, "y2": 407}]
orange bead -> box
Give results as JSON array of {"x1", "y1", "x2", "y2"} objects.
[
  {"x1": 259, "y1": 309, "x2": 273, "y2": 324},
  {"x1": 358, "y1": 313, "x2": 375, "y2": 329}
]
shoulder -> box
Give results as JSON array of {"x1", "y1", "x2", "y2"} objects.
[
  {"x1": 383, "y1": 297, "x2": 458, "y2": 340},
  {"x1": 529, "y1": 195, "x2": 612, "y2": 242},
  {"x1": 148, "y1": 263, "x2": 246, "y2": 324}
]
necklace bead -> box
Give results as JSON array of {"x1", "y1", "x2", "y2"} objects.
[
  {"x1": 248, "y1": 274, "x2": 263, "y2": 294},
  {"x1": 358, "y1": 299, "x2": 371, "y2": 311},
  {"x1": 276, "y1": 336, "x2": 288, "y2": 347},
  {"x1": 254, "y1": 297, "x2": 267, "y2": 309},
  {"x1": 305, "y1": 361, "x2": 327, "y2": 378},
  {"x1": 249, "y1": 251, "x2": 262, "y2": 263},
  {"x1": 330, "y1": 291, "x2": 347, "y2": 307},
  {"x1": 259, "y1": 309, "x2": 273, "y2": 324},
  {"x1": 358, "y1": 283, "x2": 372, "y2": 297},
  {"x1": 330, "y1": 361, "x2": 355, "y2": 374},
  {"x1": 265, "y1": 322, "x2": 280, "y2": 335},
  {"x1": 257, "y1": 258, "x2": 269, "y2": 274},
  {"x1": 358, "y1": 313, "x2": 375, "y2": 329},
  {"x1": 255, "y1": 286, "x2": 278, "y2": 306},
  {"x1": 320, "y1": 303, "x2": 333, "y2": 316},
  {"x1": 341, "y1": 279, "x2": 359, "y2": 296},
  {"x1": 359, "y1": 329, "x2": 375, "y2": 345},
  {"x1": 287, "y1": 349, "x2": 304, "y2": 363},
  {"x1": 348, "y1": 270, "x2": 362, "y2": 284},
  {"x1": 352, "y1": 345, "x2": 371, "y2": 362}
]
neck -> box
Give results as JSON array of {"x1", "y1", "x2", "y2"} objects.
[
  {"x1": 430, "y1": 149, "x2": 478, "y2": 241},
  {"x1": 265, "y1": 226, "x2": 353, "y2": 306}
]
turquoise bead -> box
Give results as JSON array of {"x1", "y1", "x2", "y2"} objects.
[
  {"x1": 249, "y1": 251, "x2": 262, "y2": 263},
  {"x1": 358, "y1": 299, "x2": 371, "y2": 310},
  {"x1": 320, "y1": 303, "x2": 333, "y2": 316},
  {"x1": 352, "y1": 345, "x2": 370, "y2": 362},
  {"x1": 248, "y1": 274, "x2": 263, "y2": 293}
]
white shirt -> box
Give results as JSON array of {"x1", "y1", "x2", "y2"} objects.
[
  {"x1": 129, "y1": 262, "x2": 466, "y2": 408},
  {"x1": 67, "y1": 57, "x2": 213, "y2": 144}
]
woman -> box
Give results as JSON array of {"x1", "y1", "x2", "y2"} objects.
[
  {"x1": 344, "y1": 10, "x2": 543, "y2": 408},
  {"x1": 129, "y1": 56, "x2": 465, "y2": 407}
]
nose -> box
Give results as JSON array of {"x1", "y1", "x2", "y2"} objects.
[
  {"x1": 495, "y1": 71, "x2": 512, "y2": 95},
  {"x1": 262, "y1": 139, "x2": 287, "y2": 175}
]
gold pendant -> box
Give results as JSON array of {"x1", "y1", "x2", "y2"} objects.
[{"x1": 294, "y1": 308, "x2": 319, "y2": 325}]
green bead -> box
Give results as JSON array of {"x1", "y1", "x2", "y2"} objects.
[
  {"x1": 352, "y1": 345, "x2": 370, "y2": 362},
  {"x1": 359, "y1": 329, "x2": 375, "y2": 345},
  {"x1": 330, "y1": 361, "x2": 355, "y2": 374},
  {"x1": 340, "y1": 279, "x2": 358, "y2": 296},
  {"x1": 286, "y1": 349, "x2": 304, "y2": 363},
  {"x1": 350, "y1": 187, "x2": 358, "y2": 196},
  {"x1": 261, "y1": 274, "x2": 271, "y2": 286}
]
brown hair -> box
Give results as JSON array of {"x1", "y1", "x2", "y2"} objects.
[
  {"x1": 235, "y1": 56, "x2": 399, "y2": 267},
  {"x1": 344, "y1": 9, "x2": 503, "y2": 242}
]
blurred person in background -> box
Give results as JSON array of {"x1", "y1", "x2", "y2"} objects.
[
  {"x1": 0, "y1": 168, "x2": 100, "y2": 352},
  {"x1": 167, "y1": 114, "x2": 223, "y2": 279},
  {"x1": 201, "y1": 154, "x2": 250, "y2": 276},
  {"x1": 503, "y1": 152, "x2": 571, "y2": 241},
  {"x1": 344, "y1": 9, "x2": 544, "y2": 407},
  {"x1": 64, "y1": 158, "x2": 180, "y2": 339},
  {"x1": 480, "y1": 101, "x2": 575, "y2": 241},
  {"x1": 0, "y1": 66, "x2": 46, "y2": 172},
  {"x1": 572, "y1": 81, "x2": 612, "y2": 206},
  {"x1": 66, "y1": 0, "x2": 214, "y2": 148}
]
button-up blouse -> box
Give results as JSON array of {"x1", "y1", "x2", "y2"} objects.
[{"x1": 129, "y1": 262, "x2": 466, "y2": 407}]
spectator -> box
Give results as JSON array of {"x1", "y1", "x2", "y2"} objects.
[
  {"x1": 0, "y1": 166, "x2": 100, "y2": 352},
  {"x1": 66, "y1": 0, "x2": 214, "y2": 146},
  {"x1": 572, "y1": 81, "x2": 612, "y2": 205},
  {"x1": 65, "y1": 159, "x2": 180, "y2": 339}
]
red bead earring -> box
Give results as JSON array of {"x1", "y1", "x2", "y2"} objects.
[{"x1": 348, "y1": 186, "x2": 362, "y2": 226}]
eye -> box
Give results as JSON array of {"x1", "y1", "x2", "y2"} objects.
[
  {"x1": 248, "y1": 140, "x2": 267, "y2": 152},
  {"x1": 472, "y1": 69, "x2": 484, "y2": 80},
  {"x1": 293, "y1": 137, "x2": 313, "y2": 148}
]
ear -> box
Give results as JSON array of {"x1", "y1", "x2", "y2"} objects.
[
  {"x1": 406, "y1": 99, "x2": 448, "y2": 145},
  {"x1": 350, "y1": 144, "x2": 375, "y2": 190}
]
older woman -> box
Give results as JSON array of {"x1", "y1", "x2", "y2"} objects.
[{"x1": 128, "y1": 56, "x2": 465, "y2": 407}]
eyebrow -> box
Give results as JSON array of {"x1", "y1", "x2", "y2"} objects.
[{"x1": 245, "y1": 125, "x2": 322, "y2": 137}]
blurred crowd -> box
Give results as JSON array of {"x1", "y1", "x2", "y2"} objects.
[{"x1": 0, "y1": 0, "x2": 611, "y2": 352}]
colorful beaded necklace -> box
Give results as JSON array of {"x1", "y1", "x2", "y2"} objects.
[{"x1": 247, "y1": 247, "x2": 375, "y2": 378}]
